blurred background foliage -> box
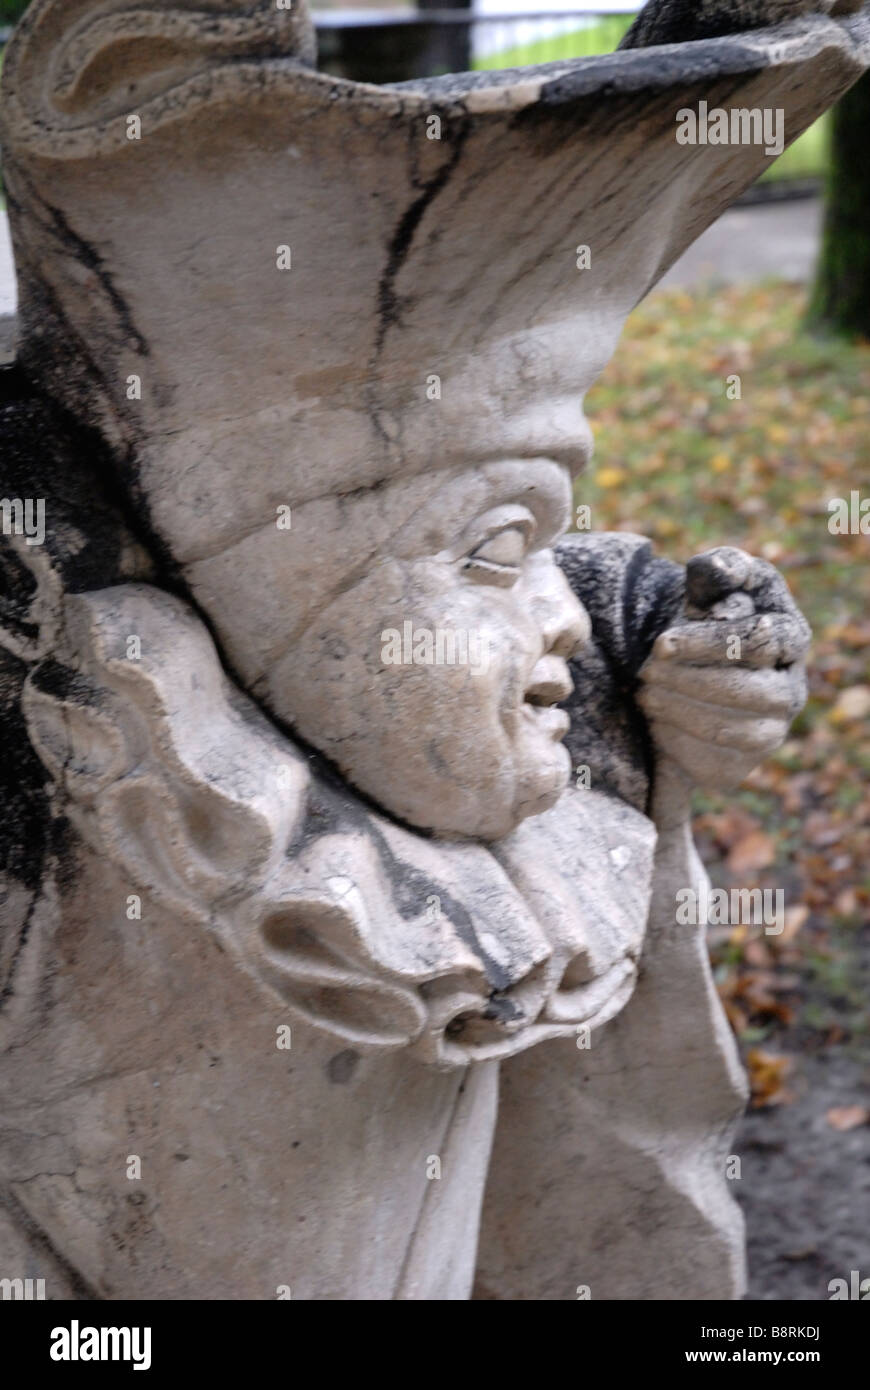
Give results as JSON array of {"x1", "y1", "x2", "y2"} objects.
[{"x1": 580, "y1": 281, "x2": 870, "y2": 1096}]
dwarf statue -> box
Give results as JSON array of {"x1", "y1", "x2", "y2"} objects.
[{"x1": 0, "y1": 0, "x2": 866, "y2": 1299}]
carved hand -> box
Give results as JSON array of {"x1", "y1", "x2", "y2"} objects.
[{"x1": 636, "y1": 547, "x2": 810, "y2": 789}]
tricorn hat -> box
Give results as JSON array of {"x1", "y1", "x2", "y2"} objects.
[{"x1": 1, "y1": 0, "x2": 868, "y2": 567}]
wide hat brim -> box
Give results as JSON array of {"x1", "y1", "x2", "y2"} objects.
[{"x1": 1, "y1": 6, "x2": 868, "y2": 553}]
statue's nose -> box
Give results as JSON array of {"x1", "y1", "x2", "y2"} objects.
[{"x1": 533, "y1": 563, "x2": 591, "y2": 662}]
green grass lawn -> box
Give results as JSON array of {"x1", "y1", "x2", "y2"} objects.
[
  {"x1": 472, "y1": 14, "x2": 632, "y2": 68},
  {"x1": 759, "y1": 114, "x2": 828, "y2": 185}
]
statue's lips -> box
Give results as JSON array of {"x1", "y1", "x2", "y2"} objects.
[
  {"x1": 522, "y1": 702, "x2": 570, "y2": 742},
  {"x1": 522, "y1": 654, "x2": 573, "y2": 741}
]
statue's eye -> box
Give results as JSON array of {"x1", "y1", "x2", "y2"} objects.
[{"x1": 463, "y1": 525, "x2": 529, "y2": 586}]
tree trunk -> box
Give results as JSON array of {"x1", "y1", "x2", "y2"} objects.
[{"x1": 807, "y1": 71, "x2": 870, "y2": 339}]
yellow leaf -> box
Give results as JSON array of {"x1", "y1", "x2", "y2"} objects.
[
  {"x1": 596, "y1": 467, "x2": 626, "y2": 489},
  {"x1": 829, "y1": 686, "x2": 870, "y2": 725},
  {"x1": 766, "y1": 423, "x2": 790, "y2": 445},
  {"x1": 746, "y1": 1049, "x2": 792, "y2": 1108}
]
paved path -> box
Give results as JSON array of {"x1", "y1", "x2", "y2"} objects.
[{"x1": 660, "y1": 196, "x2": 822, "y2": 289}]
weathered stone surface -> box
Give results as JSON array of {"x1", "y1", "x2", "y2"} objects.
[
  {"x1": 0, "y1": 319, "x2": 15, "y2": 366},
  {"x1": 0, "y1": 0, "x2": 864, "y2": 1299}
]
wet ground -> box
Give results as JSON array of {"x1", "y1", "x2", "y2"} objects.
[{"x1": 737, "y1": 925, "x2": 870, "y2": 1302}]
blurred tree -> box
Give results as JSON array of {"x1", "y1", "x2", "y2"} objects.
[
  {"x1": 0, "y1": 1, "x2": 29, "y2": 24},
  {"x1": 808, "y1": 73, "x2": 870, "y2": 340}
]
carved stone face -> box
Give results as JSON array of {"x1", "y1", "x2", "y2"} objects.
[
  {"x1": 286, "y1": 458, "x2": 588, "y2": 839},
  {"x1": 191, "y1": 456, "x2": 589, "y2": 840}
]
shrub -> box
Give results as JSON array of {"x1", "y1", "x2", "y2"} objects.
[{"x1": 0, "y1": 1, "x2": 29, "y2": 27}]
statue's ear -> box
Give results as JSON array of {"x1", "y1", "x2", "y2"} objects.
[{"x1": 1, "y1": 0, "x2": 316, "y2": 141}]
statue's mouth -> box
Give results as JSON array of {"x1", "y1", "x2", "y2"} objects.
[
  {"x1": 522, "y1": 701, "x2": 569, "y2": 742},
  {"x1": 523, "y1": 656, "x2": 573, "y2": 740}
]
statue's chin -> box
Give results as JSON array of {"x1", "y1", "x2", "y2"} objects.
[
  {"x1": 348, "y1": 745, "x2": 572, "y2": 844},
  {"x1": 505, "y1": 748, "x2": 573, "y2": 837}
]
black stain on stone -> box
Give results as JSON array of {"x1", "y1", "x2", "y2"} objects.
[
  {"x1": 41, "y1": 200, "x2": 149, "y2": 358},
  {"x1": 0, "y1": 648, "x2": 49, "y2": 896},
  {"x1": 0, "y1": 362, "x2": 158, "y2": 1008},
  {"x1": 326, "y1": 1049, "x2": 360, "y2": 1084},
  {"x1": 483, "y1": 992, "x2": 524, "y2": 1024},
  {"x1": 365, "y1": 821, "x2": 515, "y2": 993},
  {"x1": 374, "y1": 114, "x2": 471, "y2": 356}
]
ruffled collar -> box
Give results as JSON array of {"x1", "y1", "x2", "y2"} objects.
[{"x1": 24, "y1": 582, "x2": 656, "y2": 1066}]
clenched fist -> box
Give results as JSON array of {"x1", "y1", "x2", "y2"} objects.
[{"x1": 637, "y1": 547, "x2": 810, "y2": 789}]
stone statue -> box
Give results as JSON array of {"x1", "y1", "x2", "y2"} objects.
[{"x1": 0, "y1": 0, "x2": 866, "y2": 1300}]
